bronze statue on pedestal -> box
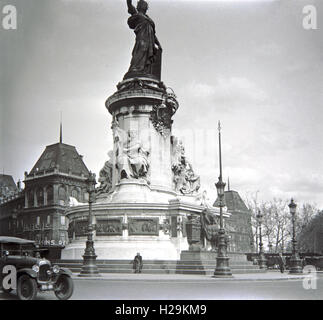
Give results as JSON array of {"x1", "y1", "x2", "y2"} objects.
[{"x1": 124, "y1": 0, "x2": 162, "y2": 80}]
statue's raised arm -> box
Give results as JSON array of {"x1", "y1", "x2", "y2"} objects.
[{"x1": 127, "y1": 0, "x2": 137, "y2": 15}]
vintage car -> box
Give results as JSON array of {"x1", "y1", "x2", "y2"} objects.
[{"x1": 0, "y1": 236, "x2": 74, "y2": 300}]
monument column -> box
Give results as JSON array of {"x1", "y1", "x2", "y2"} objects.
[
  {"x1": 103, "y1": 0, "x2": 179, "y2": 202},
  {"x1": 63, "y1": 0, "x2": 200, "y2": 261}
]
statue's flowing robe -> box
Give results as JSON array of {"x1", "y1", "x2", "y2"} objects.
[{"x1": 127, "y1": 12, "x2": 157, "y2": 74}]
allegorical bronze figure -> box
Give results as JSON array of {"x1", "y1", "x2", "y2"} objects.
[{"x1": 124, "y1": 0, "x2": 162, "y2": 80}]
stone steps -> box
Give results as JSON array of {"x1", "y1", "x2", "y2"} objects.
[
  {"x1": 57, "y1": 262, "x2": 258, "y2": 269},
  {"x1": 57, "y1": 266, "x2": 262, "y2": 275},
  {"x1": 54, "y1": 258, "x2": 262, "y2": 275},
  {"x1": 57, "y1": 259, "x2": 255, "y2": 265}
]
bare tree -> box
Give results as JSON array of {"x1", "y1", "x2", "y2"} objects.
[
  {"x1": 259, "y1": 202, "x2": 275, "y2": 251},
  {"x1": 259, "y1": 198, "x2": 290, "y2": 253},
  {"x1": 242, "y1": 193, "x2": 321, "y2": 254},
  {"x1": 296, "y1": 203, "x2": 319, "y2": 234},
  {"x1": 297, "y1": 204, "x2": 321, "y2": 253},
  {"x1": 243, "y1": 191, "x2": 258, "y2": 253}
]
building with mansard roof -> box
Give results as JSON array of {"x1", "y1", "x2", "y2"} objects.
[
  {"x1": 210, "y1": 178, "x2": 254, "y2": 253},
  {"x1": 0, "y1": 139, "x2": 90, "y2": 259},
  {"x1": 224, "y1": 188, "x2": 254, "y2": 253}
]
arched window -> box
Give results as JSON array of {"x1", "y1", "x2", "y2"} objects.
[
  {"x1": 58, "y1": 186, "x2": 66, "y2": 205},
  {"x1": 36, "y1": 188, "x2": 44, "y2": 207},
  {"x1": 27, "y1": 190, "x2": 34, "y2": 208},
  {"x1": 46, "y1": 186, "x2": 54, "y2": 205},
  {"x1": 71, "y1": 189, "x2": 79, "y2": 201}
]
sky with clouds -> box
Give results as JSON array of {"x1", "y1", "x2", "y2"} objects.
[{"x1": 1, "y1": 0, "x2": 322, "y2": 209}]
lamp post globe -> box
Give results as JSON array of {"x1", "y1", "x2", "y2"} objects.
[
  {"x1": 256, "y1": 210, "x2": 267, "y2": 270},
  {"x1": 288, "y1": 199, "x2": 303, "y2": 274},
  {"x1": 79, "y1": 172, "x2": 101, "y2": 277},
  {"x1": 216, "y1": 178, "x2": 225, "y2": 199}
]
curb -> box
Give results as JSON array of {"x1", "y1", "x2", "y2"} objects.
[{"x1": 71, "y1": 274, "x2": 306, "y2": 282}]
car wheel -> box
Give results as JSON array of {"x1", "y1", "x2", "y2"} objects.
[
  {"x1": 17, "y1": 275, "x2": 37, "y2": 300},
  {"x1": 54, "y1": 275, "x2": 74, "y2": 300}
]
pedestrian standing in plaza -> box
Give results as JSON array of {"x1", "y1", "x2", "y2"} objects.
[{"x1": 133, "y1": 252, "x2": 143, "y2": 273}]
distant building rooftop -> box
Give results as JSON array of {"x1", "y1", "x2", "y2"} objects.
[
  {"x1": 224, "y1": 190, "x2": 249, "y2": 213},
  {"x1": 28, "y1": 142, "x2": 90, "y2": 178},
  {"x1": 0, "y1": 174, "x2": 18, "y2": 196}
]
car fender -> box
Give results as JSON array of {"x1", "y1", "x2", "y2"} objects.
[
  {"x1": 58, "y1": 267, "x2": 72, "y2": 277},
  {"x1": 17, "y1": 268, "x2": 38, "y2": 279}
]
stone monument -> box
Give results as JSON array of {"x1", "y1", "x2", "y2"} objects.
[{"x1": 61, "y1": 0, "x2": 227, "y2": 261}]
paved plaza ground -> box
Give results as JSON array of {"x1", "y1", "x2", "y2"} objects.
[{"x1": 0, "y1": 271, "x2": 322, "y2": 300}]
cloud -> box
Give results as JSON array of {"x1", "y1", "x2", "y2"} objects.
[
  {"x1": 189, "y1": 83, "x2": 216, "y2": 98},
  {"x1": 184, "y1": 76, "x2": 267, "y2": 113},
  {"x1": 255, "y1": 42, "x2": 282, "y2": 57}
]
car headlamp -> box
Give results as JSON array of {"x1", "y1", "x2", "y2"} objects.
[
  {"x1": 52, "y1": 265, "x2": 60, "y2": 274},
  {"x1": 32, "y1": 264, "x2": 39, "y2": 273}
]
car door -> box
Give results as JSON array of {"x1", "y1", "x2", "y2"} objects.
[{"x1": 0, "y1": 253, "x2": 5, "y2": 290}]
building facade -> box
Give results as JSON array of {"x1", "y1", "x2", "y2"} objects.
[
  {"x1": 224, "y1": 190, "x2": 254, "y2": 253},
  {"x1": 0, "y1": 141, "x2": 90, "y2": 257}
]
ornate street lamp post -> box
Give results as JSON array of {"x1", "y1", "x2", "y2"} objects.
[
  {"x1": 79, "y1": 172, "x2": 100, "y2": 277},
  {"x1": 214, "y1": 121, "x2": 232, "y2": 277},
  {"x1": 256, "y1": 210, "x2": 267, "y2": 269},
  {"x1": 288, "y1": 199, "x2": 303, "y2": 274}
]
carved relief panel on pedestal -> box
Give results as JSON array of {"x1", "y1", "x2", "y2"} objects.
[
  {"x1": 128, "y1": 218, "x2": 159, "y2": 236},
  {"x1": 74, "y1": 220, "x2": 88, "y2": 237},
  {"x1": 96, "y1": 218, "x2": 123, "y2": 236}
]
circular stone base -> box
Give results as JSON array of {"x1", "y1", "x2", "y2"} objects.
[{"x1": 61, "y1": 237, "x2": 186, "y2": 260}]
